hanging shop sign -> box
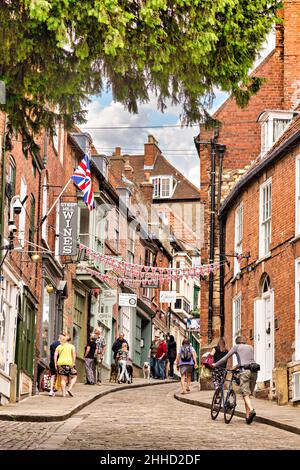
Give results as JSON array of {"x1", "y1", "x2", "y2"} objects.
[
  {"x1": 119, "y1": 293, "x2": 137, "y2": 307},
  {"x1": 160, "y1": 290, "x2": 177, "y2": 303},
  {"x1": 59, "y1": 202, "x2": 77, "y2": 256},
  {"x1": 102, "y1": 289, "x2": 118, "y2": 307},
  {"x1": 187, "y1": 318, "x2": 200, "y2": 331}
]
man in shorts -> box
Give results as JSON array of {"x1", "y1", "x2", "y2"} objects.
[{"x1": 212, "y1": 336, "x2": 258, "y2": 424}]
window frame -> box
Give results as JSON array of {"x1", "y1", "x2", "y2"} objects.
[
  {"x1": 9, "y1": 156, "x2": 16, "y2": 197},
  {"x1": 259, "y1": 111, "x2": 294, "y2": 156},
  {"x1": 28, "y1": 194, "x2": 36, "y2": 254},
  {"x1": 232, "y1": 294, "x2": 242, "y2": 342},
  {"x1": 259, "y1": 178, "x2": 272, "y2": 259},
  {"x1": 234, "y1": 203, "x2": 243, "y2": 276},
  {"x1": 151, "y1": 175, "x2": 175, "y2": 199},
  {"x1": 296, "y1": 156, "x2": 300, "y2": 235}
]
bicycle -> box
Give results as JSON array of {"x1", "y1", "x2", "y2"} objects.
[{"x1": 210, "y1": 368, "x2": 240, "y2": 424}]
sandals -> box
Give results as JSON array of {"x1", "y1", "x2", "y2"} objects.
[
  {"x1": 67, "y1": 390, "x2": 74, "y2": 397},
  {"x1": 246, "y1": 409, "x2": 256, "y2": 424}
]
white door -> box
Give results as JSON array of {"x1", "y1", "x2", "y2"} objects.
[
  {"x1": 254, "y1": 298, "x2": 263, "y2": 382},
  {"x1": 254, "y1": 292, "x2": 274, "y2": 382},
  {"x1": 263, "y1": 292, "x2": 274, "y2": 381}
]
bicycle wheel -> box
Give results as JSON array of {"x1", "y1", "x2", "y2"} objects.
[
  {"x1": 211, "y1": 388, "x2": 222, "y2": 420},
  {"x1": 224, "y1": 389, "x2": 236, "y2": 424}
]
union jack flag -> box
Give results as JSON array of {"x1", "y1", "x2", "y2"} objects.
[{"x1": 71, "y1": 154, "x2": 95, "y2": 210}]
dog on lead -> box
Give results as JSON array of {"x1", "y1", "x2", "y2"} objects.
[
  {"x1": 110, "y1": 363, "x2": 118, "y2": 382},
  {"x1": 143, "y1": 361, "x2": 150, "y2": 380}
]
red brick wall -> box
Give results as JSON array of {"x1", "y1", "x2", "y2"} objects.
[
  {"x1": 199, "y1": 2, "x2": 300, "y2": 346},
  {"x1": 223, "y1": 143, "x2": 300, "y2": 365}
]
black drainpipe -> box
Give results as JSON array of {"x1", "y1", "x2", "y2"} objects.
[
  {"x1": 208, "y1": 138, "x2": 216, "y2": 344},
  {"x1": 219, "y1": 215, "x2": 225, "y2": 337},
  {"x1": 217, "y1": 145, "x2": 226, "y2": 338}
]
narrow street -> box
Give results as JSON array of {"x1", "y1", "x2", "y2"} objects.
[{"x1": 0, "y1": 384, "x2": 300, "y2": 450}]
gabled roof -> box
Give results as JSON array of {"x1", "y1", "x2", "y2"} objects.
[{"x1": 127, "y1": 153, "x2": 200, "y2": 201}]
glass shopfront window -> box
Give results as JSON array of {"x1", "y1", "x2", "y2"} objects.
[{"x1": 41, "y1": 284, "x2": 55, "y2": 364}]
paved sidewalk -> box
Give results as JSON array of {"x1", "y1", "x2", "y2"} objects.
[
  {"x1": 0, "y1": 378, "x2": 175, "y2": 422},
  {"x1": 174, "y1": 384, "x2": 300, "y2": 435}
]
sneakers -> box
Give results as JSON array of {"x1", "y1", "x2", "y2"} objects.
[
  {"x1": 48, "y1": 390, "x2": 55, "y2": 397},
  {"x1": 246, "y1": 409, "x2": 256, "y2": 424}
]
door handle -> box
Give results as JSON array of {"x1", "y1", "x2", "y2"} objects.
[{"x1": 266, "y1": 322, "x2": 271, "y2": 335}]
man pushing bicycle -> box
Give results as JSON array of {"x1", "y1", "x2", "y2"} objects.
[{"x1": 212, "y1": 336, "x2": 260, "y2": 425}]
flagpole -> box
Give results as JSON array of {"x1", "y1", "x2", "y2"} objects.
[{"x1": 40, "y1": 178, "x2": 72, "y2": 226}]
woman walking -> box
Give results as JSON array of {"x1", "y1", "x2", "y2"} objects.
[
  {"x1": 84, "y1": 334, "x2": 97, "y2": 385},
  {"x1": 210, "y1": 337, "x2": 228, "y2": 390},
  {"x1": 176, "y1": 338, "x2": 197, "y2": 394},
  {"x1": 167, "y1": 335, "x2": 177, "y2": 379},
  {"x1": 54, "y1": 334, "x2": 77, "y2": 397}
]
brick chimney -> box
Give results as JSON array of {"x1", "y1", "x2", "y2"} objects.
[
  {"x1": 113, "y1": 147, "x2": 121, "y2": 157},
  {"x1": 109, "y1": 154, "x2": 125, "y2": 184},
  {"x1": 144, "y1": 134, "x2": 161, "y2": 169},
  {"x1": 140, "y1": 170, "x2": 154, "y2": 205},
  {"x1": 124, "y1": 155, "x2": 134, "y2": 179}
]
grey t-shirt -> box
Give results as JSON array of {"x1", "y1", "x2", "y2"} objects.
[{"x1": 214, "y1": 343, "x2": 255, "y2": 368}]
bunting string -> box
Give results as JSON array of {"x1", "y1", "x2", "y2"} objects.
[{"x1": 78, "y1": 243, "x2": 227, "y2": 285}]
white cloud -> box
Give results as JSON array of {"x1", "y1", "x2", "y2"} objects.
[
  {"x1": 85, "y1": 96, "x2": 200, "y2": 187},
  {"x1": 84, "y1": 30, "x2": 275, "y2": 188}
]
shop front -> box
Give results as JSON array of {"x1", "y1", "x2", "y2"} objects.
[{"x1": 0, "y1": 263, "x2": 21, "y2": 404}]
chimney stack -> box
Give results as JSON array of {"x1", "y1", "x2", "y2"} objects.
[
  {"x1": 113, "y1": 147, "x2": 121, "y2": 157},
  {"x1": 144, "y1": 134, "x2": 160, "y2": 169}
]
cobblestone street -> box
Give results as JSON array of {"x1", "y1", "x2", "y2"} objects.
[{"x1": 0, "y1": 384, "x2": 300, "y2": 450}]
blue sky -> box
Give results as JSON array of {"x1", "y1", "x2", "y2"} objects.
[{"x1": 85, "y1": 32, "x2": 275, "y2": 188}]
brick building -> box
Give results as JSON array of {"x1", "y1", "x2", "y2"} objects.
[
  {"x1": 108, "y1": 137, "x2": 202, "y2": 355},
  {"x1": 1, "y1": 113, "x2": 195, "y2": 402},
  {"x1": 220, "y1": 110, "x2": 300, "y2": 404},
  {"x1": 196, "y1": 0, "x2": 300, "y2": 353}
]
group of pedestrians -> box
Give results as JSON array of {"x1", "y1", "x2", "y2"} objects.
[
  {"x1": 48, "y1": 327, "x2": 106, "y2": 397},
  {"x1": 48, "y1": 332, "x2": 77, "y2": 397},
  {"x1": 149, "y1": 334, "x2": 177, "y2": 380},
  {"x1": 149, "y1": 334, "x2": 199, "y2": 391},
  {"x1": 83, "y1": 328, "x2": 106, "y2": 385},
  {"x1": 111, "y1": 332, "x2": 134, "y2": 383}
]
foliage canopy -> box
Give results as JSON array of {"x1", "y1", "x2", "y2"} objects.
[{"x1": 0, "y1": 0, "x2": 281, "y2": 154}]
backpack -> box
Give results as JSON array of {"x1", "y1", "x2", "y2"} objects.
[{"x1": 180, "y1": 346, "x2": 192, "y2": 362}]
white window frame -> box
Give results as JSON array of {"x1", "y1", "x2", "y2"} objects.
[
  {"x1": 234, "y1": 203, "x2": 243, "y2": 276},
  {"x1": 42, "y1": 176, "x2": 48, "y2": 242},
  {"x1": 295, "y1": 259, "x2": 300, "y2": 361},
  {"x1": 296, "y1": 156, "x2": 300, "y2": 235},
  {"x1": 259, "y1": 178, "x2": 272, "y2": 259},
  {"x1": 259, "y1": 111, "x2": 294, "y2": 156},
  {"x1": 293, "y1": 371, "x2": 300, "y2": 401},
  {"x1": 18, "y1": 177, "x2": 27, "y2": 247},
  {"x1": 151, "y1": 176, "x2": 175, "y2": 199},
  {"x1": 232, "y1": 294, "x2": 242, "y2": 342}
]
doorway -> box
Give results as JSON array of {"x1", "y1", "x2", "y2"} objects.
[{"x1": 254, "y1": 275, "x2": 274, "y2": 383}]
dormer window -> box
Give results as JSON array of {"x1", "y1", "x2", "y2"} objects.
[
  {"x1": 151, "y1": 176, "x2": 176, "y2": 198},
  {"x1": 258, "y1": 110, "x2": 295, "y2": 156}
]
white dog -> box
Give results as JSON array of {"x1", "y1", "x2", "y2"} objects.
[{"x1": 143, "y1": 361, "x2": 150, "y2": 380}]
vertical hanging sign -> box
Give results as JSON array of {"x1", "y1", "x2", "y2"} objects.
[{"x1": 59, "y1": 202, "x2": 78, "y2": 256}]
